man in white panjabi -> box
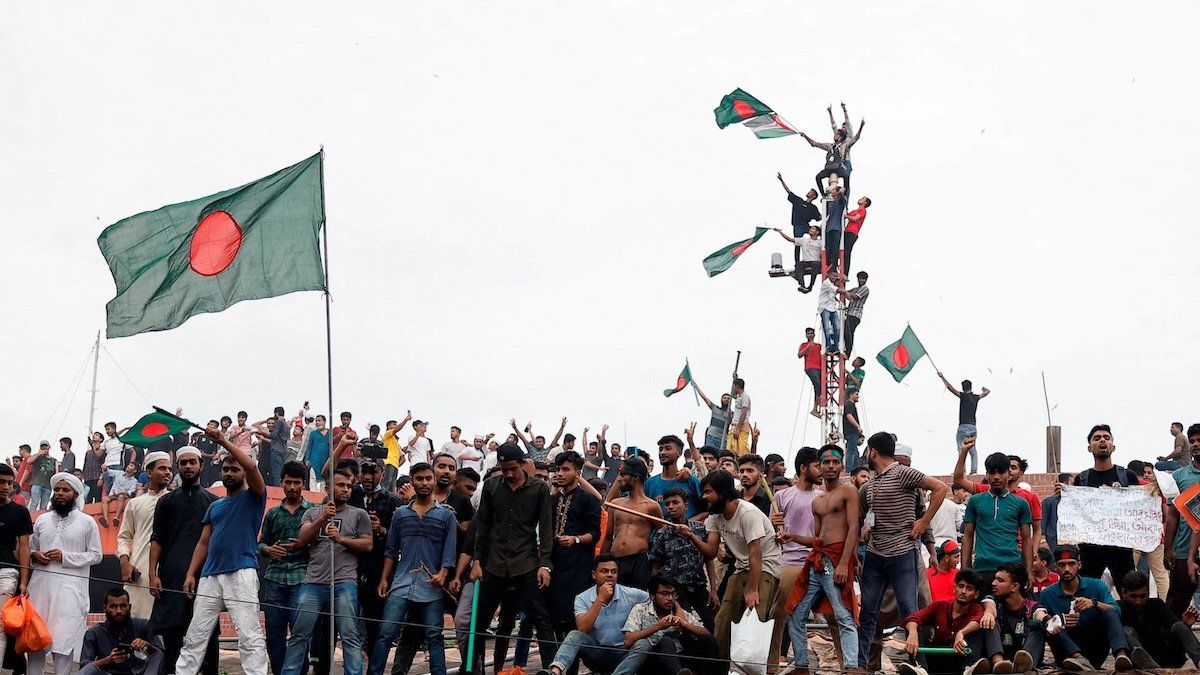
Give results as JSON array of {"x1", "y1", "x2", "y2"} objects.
[
  {"x1": 27, "y1": 472, "x2": 103, "y2": 675},
  {"x1": 116, "y1": 451, "x2": 173, "y2": 619}
]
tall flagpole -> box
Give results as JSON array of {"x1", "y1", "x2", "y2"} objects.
[{"x1": 319, "y1": 146, "x2": 336, "y2": 669}]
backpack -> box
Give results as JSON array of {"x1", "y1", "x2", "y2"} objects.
[{"x1": 1076, "y1": 466, "x2": 1135, "y2": 488}]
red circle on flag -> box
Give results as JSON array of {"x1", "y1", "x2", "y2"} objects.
[
  {"x1": 141, "y1": 421, "x2": 169, "y2": 437},
  {"x1": 893, "y1": 344, "x2": 911, "y2": 369},
  {"x1": 189, "y1": 211, "x2": 242, "y2": 276}
]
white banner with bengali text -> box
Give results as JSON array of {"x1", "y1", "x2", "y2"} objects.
[{"x1": 1058, "y1": 485, "x2": 1162, "y2": 553}]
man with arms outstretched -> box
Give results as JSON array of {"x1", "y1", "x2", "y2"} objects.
[{"x1": 938, "y1": 372, "x2": 990, "y2": 474}]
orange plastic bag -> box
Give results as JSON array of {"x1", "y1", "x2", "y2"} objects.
[
  {"x1": 15, "y1": 600, "x2": 50, "y2": 654},
  {"x1": 1, "y1": 597, "x2": 26, "y2": 635},
  {"x1": 496, "y1": 668, "x2": 525, "y2": 675}
]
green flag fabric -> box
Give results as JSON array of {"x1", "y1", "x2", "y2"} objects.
[
  {"x1": 98, "y1": 153, "x2": 325, "y2": 338},
  {"x1": 876, "y1": 326, "x2": 928, "y2": 382},
  {"x1": 702, "y1": 227, "x2": 768, "y2": 277},
  {"x1": 663, "y1": 363, "x2": 694, "y2": 397},
  {"x1": 713, "y1": 88, "x2": 773, "y2": 129},
  {"x1": 119, "y1": 408, "x2": 195, "y2": 448}
]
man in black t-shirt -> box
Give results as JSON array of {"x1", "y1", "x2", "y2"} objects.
[
  {"x1": 938, "y1": 372, "x2": 991, "y2": 474},
  {"x1": 1119, "y1": 570, "x2": 1200, "y2": 668},
  {"x1": 0, "y1": 464, "x2": 32, "y2": 667},
  {"x1": 1073, "y1": 424, "x2": 1137, "y2": 583},
  {"x1": 776, "y1": 172, "x2": 821, "y2": 263}
]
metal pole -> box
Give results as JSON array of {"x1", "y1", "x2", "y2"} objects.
[
  {"x1": 1041, "y1": 370, "x2": 1053, "y2": 427},
  {"x1": 87, "y1": 330, "x2": 100, "y2": 435},
  {"x1": 721, "y1": 351, "x2": 742, "y2": 449},
  {"x1": 318, "y1": 146, "x2": 336, "y2": 668},
  {"x1": 465, "y1": 579, "x2": 481, "y2": 672}
]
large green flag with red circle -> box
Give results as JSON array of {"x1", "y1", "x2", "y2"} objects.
[
  {"x1": 98, "y1": 152, "x2": 325, "y2": 338},
  {"x1": 702, "y1": 227, "x2": 768, "y2": 277},
  {"x1": 663, "y1": 362, "x2": 694, "y2": 397},
  {"x1": 876, "y1": 325, "x2": 928, "y2": 382},
  {"x1": 119, "y1": 408, "x2": 196, "y2": 448}
]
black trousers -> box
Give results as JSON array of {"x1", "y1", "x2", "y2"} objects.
[
  {"x1": 471, "y1": 570, "x2": 557, "y2": 673},
  {"x1": 824, "y1": 230, "x2": 842, "y2": 273},
  {"x1": 1125, "y1": 622, "x2": 1200, "y2": 668},
  {"x1": 843, "y1": 231, "x2": 859, "y2": 273},
  {"x1": 1079, "y1": 543, "x2": 1134, "y2": 586},
  {"x1": 844, "y1": 316, "x2": 861, "y2": 357},
  {"x1": 816, "y1": 166, "x2": 850, "y2": 197},
  {"x1": 159, "y1": 625, "x2": 220, "y2": 675},
  {"x1": 1168, "y1": 558, "x2": 1196, "y2": 619},
  {"x1": 677, "y1": 582, "x2": 717, "y2": 632},
  {"x1": 642, "y1": 633, "x2": 722, "y2": 675}
]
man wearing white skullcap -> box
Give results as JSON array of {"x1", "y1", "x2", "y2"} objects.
[
  {"x1": 26, "y1": 473, "x2": 103, "y2": 675},
  {"x1": 116, "y1": 451, "x2": 174, "y2": 619}
]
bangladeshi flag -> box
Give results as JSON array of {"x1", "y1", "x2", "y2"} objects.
[
  {"x1": 663, "y1": 362, "x2": 694, "y2": 397},
  {"x1": 876, "y1": 326, "x2": 928, "y2": 382},
  {"x1": 98, "y1": 152, "x2": 325, "y2": 338},
  {"x1": 119, "y1": 408, "x2": 195, "y2": 448},
  {"x1": 702, "y1": 227, "x2": 768, "y2": 277},
  {"x1": 713, "y1": 88, "x2": 773, "y2": 128}
]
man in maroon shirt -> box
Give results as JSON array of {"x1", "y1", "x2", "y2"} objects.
[
  {"x1": 798, "y1": 327, "x2": 824, "y2": 418},
  {"x1": 900, "y1": 569, "x2": 1004, "y2": 675}
]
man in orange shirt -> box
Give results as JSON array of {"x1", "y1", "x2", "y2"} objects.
[
  {"x1": 927, "y1": 540, "x2": 962, "y2": 602},
  {"x1": 844, "y1": 196, "x2": 871, "y2": 271},
  {"x1": 798, "y1": 327, "x2": 824, "y2": 417}
]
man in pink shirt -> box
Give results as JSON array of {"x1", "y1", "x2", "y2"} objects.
[
  {"x1": 844, "y1": 196, "x2": 871, "y2": 271},
  {"x1": 771, "y1": 447, "x2": 821, "y2": 670}
]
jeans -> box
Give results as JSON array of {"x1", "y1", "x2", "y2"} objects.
[
  {"x1": 1124, "y1": 622, "x2": 1200, "y2": 667},
  {"x1": 820, "y1": 309, "x2": 841, "y2": 353},
  {"x1": 1157, "y1": 460, "x2": 1182, "y2": 472},
  {"x1": 281, "y1": 582, "x2": 363, "y2": 675},
  {"x1": 261, "y1": 579, "x2": 303, "y2": 675},
  {"x1": 788, "y1": 556, "x2": 858, "y2": 668},
  {"x1": 618, "y1": 634, "x2": 720, "y2": 675},
  {"x1": 816, "y1": 165, "x2": 851, "y2": 198},
  {"x1": 857, "y1": 549, "x2": 920, "y2": 668},
  {"x1": 29, "y1": 485, "x2": 50, "y2": 511},
  {"x1": 845, "y1": 432, "x2": 861, "y2": 471},
  {"x1": 824, "y1": 228, "x2": 843, "y2": 273},
  {"x1": 369, "y1": 592, "x2": 444, "y2": 675},
  {"x1": 1049, "y1": 607, "x2": 1128, "y2": 669},
  {"x1": 844, "y1": 315, "x2": 861, "y2": 356},
  {"x1": 956, "y1": 424, "x2": 978, "y2": 473},
  {"x1": 805, "y1": 368, "x2": 822, "y2": 405},
  {"x1": 550, "y1": 631, "x2": 626, "y2": 674},
  {"x1": 843, "y1": 231, "x2": 859, "y2": 273}
]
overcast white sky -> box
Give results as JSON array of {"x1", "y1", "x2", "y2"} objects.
[{"x1": 4, "y1": 2, "x2": 1198, "y2": 476}]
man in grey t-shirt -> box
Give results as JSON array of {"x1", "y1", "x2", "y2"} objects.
[{"x1": 278, "y1": 470, "x2": 373, "y2": 675}]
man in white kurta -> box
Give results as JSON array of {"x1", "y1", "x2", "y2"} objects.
[
  {"x1": 28, "y1": 472, "x2": 103, "y2": 675},
  {"x1": 116, "y1": 451, "x2": 173, "y2": 619}
]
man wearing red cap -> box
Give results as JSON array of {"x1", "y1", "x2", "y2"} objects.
[{"x1": 927, "y1": 541, "x2": 961, "y2": 603}]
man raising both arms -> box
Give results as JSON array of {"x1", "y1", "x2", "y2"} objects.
[
  {"x1": 602, "y1": 458, "x2": 662, "y2": 591},
  {"x1": 785, "y1": 444, "x2": 862, "y2": 674}
]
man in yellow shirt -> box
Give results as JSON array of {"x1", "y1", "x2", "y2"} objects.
[{"x1": 380, "y1": 412, "x2": 411, "y2": 491}]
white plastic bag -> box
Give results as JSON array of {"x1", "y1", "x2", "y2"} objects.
[{"x1": 729, "y1": 607, "x2": 775, "y2": 675}]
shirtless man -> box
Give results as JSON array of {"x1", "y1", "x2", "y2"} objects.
[
  {"x1": 601, "y1": 458, "x2": 660, "y2": 590},
  {"x1": 785, "y1": 444, "x2": 862, "y2": 673}
]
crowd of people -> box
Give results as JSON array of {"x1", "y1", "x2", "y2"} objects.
[{"x1": 2, "y1": 405, "x2": 1199, "y2": 675}]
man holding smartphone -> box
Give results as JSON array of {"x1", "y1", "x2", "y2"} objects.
[
  {"x1": 258, "y1": 461, "x2": 315, "y2": 675},
  {"x1": 80, "y1": 587, "x2": 164, "y2": 675}
]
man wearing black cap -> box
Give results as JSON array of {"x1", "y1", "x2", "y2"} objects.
[
  {"x1": 469, "y1": 443, "x2": 558, "y2": 669},
  {"x1": 1038, "y1": 545, "x2": 1133, "y2": 670},
  {"x1": 602, "y1": 458, "x2": 661, "y2": 591}
]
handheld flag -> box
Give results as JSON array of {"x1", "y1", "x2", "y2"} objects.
[
  {"x1": 663, "y1": 362, "x2": 694, "y2": 397},
  {"x1": 714, "y1": 89, "x2": 797, "y2": 139},
  {"x1": 119, "y1": 407, "x2": 197, "y2": 448},
  {"x1": 98, "y1": 153, "x2": 325, "y2": 338},
  {"x1": 703, "y1": 227, "x2": 768, "y2": 277},
  {"x1": 876, "y1": 326, "x2": 928, "y2": 382}
]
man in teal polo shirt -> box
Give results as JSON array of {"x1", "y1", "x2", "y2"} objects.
[
  {"x1": 962, "y1": 452, "x2": 1033, "y2": 590},
  {"x1": 1166, "y1": 424, "x2": 1200, "y2": 617}
]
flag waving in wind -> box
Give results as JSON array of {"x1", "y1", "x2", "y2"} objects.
[
  {"x1": 119, "y1": 407, "x2": 197, "y2": 448},
  {"x1": 663, "y1": 362, "x2": 694, "y2": 397},
  {"x1": 703, "y1": 227, "x2": 768, "y2": 277},
  {"x1": 876, "y1": 326, "x2": 928, "y2": 382},
  {"x1": 714, "y1": 88, "x2": 798, "y2": 139}
]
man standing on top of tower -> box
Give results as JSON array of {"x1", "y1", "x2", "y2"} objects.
[
  {"x1": 800, "y1": 102, "x2": 865, "y2": 197},
  {"x1": 843, "y1": 196, "x2": 871, "y2": 271},
  {"x1": 694, "y1": 381, "x2": 731, "y2": 451},
  {"x1": 938, "y1": 372, "x2": 990, "y2": 474}
]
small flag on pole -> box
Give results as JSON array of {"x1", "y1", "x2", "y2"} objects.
[
  {"x1": 119, "y1": 407, "x2": 197, "y2": 448},
  {"x1": 702, "y1": 227, "x2": 768, "y2": 277},
  {"x1": 876, "y1": 326, "x2": 928, "y2": 382},
  {"x1": 664, "y1": 362, "x2": 694, "y2": 397}
]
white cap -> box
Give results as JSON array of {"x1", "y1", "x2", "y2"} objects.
[{"x1": 895, "y1": 444, "x2": 914, "y2": 458}]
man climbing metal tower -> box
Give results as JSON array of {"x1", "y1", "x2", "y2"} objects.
[{"x1": 799, "y1": 102, "x2": 864, "y2": 197}]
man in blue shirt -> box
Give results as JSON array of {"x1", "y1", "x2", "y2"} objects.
[
  {"x1": 369, "y1": 462, "x2": 458, "y2": 675},
  {"x1": 1038, "y1": 546, "x2": 1133, "y2": 671},
  {"x1": 176, "y1": 426, "x2": 269, "y2": 675},
  {"x1": 962, "y1": 452, "x2": 1033, "y2": 590},
  {"x1": 536, "y1": 554, "x2": 651, "y2": 675},
  {"x1": 643, "y1": 435, "x2": 705, "y2": 520}
]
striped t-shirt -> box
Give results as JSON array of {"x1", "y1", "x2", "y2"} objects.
[
  {"x1": 845, "y1": 284, "x2": 870, "y2": 318},
  {"x1": 860, "y1": 461, "x2": 927, "y2": 557}
]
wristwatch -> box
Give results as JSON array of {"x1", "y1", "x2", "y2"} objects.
[{"x1": 574, "y1": 536, "x2": 580, "y2": 545}]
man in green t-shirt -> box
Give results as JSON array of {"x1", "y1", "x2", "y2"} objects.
[
  {"x1": 28, "y1": 441, "x2": 58, "y2": 511},
  {"x1": 962, "y1": 451, "x2": 1032, "y2": 590},
  {"x1": 848, "y1": 356, "x2": 867, "y2": 391}
]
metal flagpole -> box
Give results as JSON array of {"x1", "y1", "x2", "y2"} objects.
[
  {"x1": 720, "y1": 351, "x2": 742, "y2": 449},
  {"x1": 319, "y1": 146, "x2": 336, "y2": 668}
]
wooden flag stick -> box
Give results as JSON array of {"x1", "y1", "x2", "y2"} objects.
[{"x1": 604, "y1": 500, "x2": 674, "y2": 528}]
